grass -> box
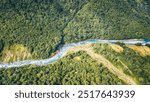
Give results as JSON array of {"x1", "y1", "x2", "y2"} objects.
[
  {"x1": 109, "y1": 44, "x2": 124, "y2": 53},
  {"x1": 2, "y1": 44, "x2": 31, "y2": 63},
  {"x1": 127, "y1": 45, "x2": 150, "y2": 56}
]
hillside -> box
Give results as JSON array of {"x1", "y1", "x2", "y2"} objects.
[
  {"x1": 0, "y1": 0, "x2": 150, "y2": 85},
  {"x1": 0, "y1": 44, "x2": 150, "y2": 85},
  {"x1": 0, "y1": 0, "x2": 150, "y2": 60}
]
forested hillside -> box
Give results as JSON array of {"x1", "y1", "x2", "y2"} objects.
[
  {"x1": 0, "y1": 0, "x2": 87, "y2": 59},
  {"x1": 0, "y1": 44, "x2": 149, "y2": 85},
  {"x1": 0, "y1": 0, "x2": 150, "y2": 60},
  {"x1": 0, "y1": 51, "x2": 126, "y2": 85},
  {"x1": 93, "y1": 43, "x2": 150, "y2": 84},
  {"x1": 64, "y1": 0, "x2": 150, "y2": 43},
  {"x1": 0, "y1": 0, "x2": 150, "y2": 85}
]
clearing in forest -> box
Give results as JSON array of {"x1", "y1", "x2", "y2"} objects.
[
  {"x1": 68, "y1": 44, "x2": 137, "y2": 85},
  {"x1": 128, "y1": 45, "x2": 150, "y2": 56}
]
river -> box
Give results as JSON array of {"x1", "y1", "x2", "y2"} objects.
[{"x1": 0, "y1": 39, "x2": 149, "y2": 69}]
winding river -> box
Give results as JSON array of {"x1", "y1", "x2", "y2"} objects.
[{"x1": 0, "y1": 39, "x2": 150, "y2": 69}]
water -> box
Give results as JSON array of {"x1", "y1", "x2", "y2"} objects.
[{"x1": 0, "y1": 39, "x2": 150, "y2": 69}]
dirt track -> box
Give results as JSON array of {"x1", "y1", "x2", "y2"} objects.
[{"x1": 68, "y1": 44, "x2": 137, "y2": 85}]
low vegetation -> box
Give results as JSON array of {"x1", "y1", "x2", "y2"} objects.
[
  {"x1": 93, "y1": 43, "x2": 150, "y2": 84},
  {"x1": 127, "y1": 45, "x2": 150, "y2": 56},
  {"x1": 2, "y1": 44, "x2": 31, "y2": 63},
  {"x1": 109, "y1": 44, "x2": 124, "y2": 53}
]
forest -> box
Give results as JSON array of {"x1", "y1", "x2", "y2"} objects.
[
  {"x1": 0, "y1": 0, "x2": 150, "y2": 60},
  {"x1": 0, "y1": 52, "x2": 126, "y2": 85},
  {"x1": 93, "y1": 43, "x2": 150, "y2": 84},
  {"x1": 0, "y1": 0, "x2": 87, "y2": 59},
  {"x1": 0, "y1": 0, "x2": 150, "y2": 85},
  {"x1": 0, "y1": 43, "x2": 149, "y2": 85}
]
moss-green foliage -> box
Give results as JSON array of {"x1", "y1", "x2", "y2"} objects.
[
  {"x1": 2, "y1": 44, "x2": 32, "y2": 63},
  {"x1": 93, "y1": 43, "x2": 150, "y2": 84},
  {"x1": 0, "y1": 52, "x2": 125, "y2": 85},
  {"x1": 0, "y1": 0, "x2": 150, "y2": 85},
  {"x1": 0, "y1": 40, "x2": 4, "y2": 53},
  {"x1": 0, "y1": 0, "x2": 87, "y2": 59},
  {"x1": 0, "y1": 0, "x2": 150, "y2": 60},
  {"x1": 64, "y1": 0, "x2": 150, "y2": 43}
]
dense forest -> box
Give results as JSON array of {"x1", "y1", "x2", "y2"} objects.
[
  {"x1": 0, "y1": 43, "x2": 149, "y2": 85},
  {"x1": 64, "y1": 0, "x2": 150, "y2": 42},
  {"x1": 0, "y1": 0, "x2": 150, "y2": 85},
  {"x1": 0, "y1": 0, "x2": 150, "y2": 60},
  {"x1": 0, "y1": 52, "x2": 126, "y2": 85},
  {"x1": 93, "y1": 44, "x2": 150, "y2": 84},
  {"x1": 0, "y1": 0, "x2": 87, "y2": 59}
]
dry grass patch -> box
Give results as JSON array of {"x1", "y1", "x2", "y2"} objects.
[
  {"x1": 2, "y1": 44, "x2": 32, "y2": 63},
  {"x1": 128, "y1": 45, "x2": 150, "y2": 56},
  {"x1": 67, "y1": 44, "x2": 137, "y2": 84},
  {"x1": 109, "y1": 44, "x2": 124, "y2": 53},
  {"x1": 68, "y1": 44, "x2": 92, "y2": 53},
  {"x1": 73, "y1": 56, "x2": 81, "y2": 61}
]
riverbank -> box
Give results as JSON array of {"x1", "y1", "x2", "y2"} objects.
[{"x1": 0, "y1": 39, "x2": 150, "y2": 69}]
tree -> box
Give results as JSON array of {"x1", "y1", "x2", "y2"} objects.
[{"x1": 0, "y1": 40, "x2": 4, "y2": 52}]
